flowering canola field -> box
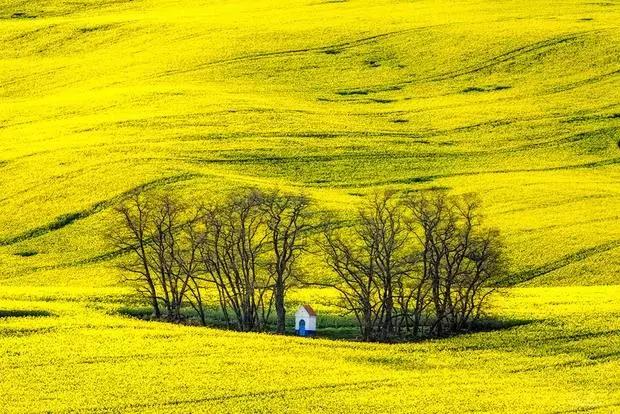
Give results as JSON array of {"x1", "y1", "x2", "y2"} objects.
[
  {"x1": 0, "y1": 286, "x2": 619, "y2": 412},
  {"x1": 0, "y1": 0, "x2": 619, "y2": 411}
]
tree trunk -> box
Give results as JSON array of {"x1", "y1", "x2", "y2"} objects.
[{"x1": 275, "y1": 279, "x2": 286, "y2": 334}]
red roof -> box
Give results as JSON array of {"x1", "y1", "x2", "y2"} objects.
[{"x1": 300, "y1": 304, "x2": 316, "y2": 316}]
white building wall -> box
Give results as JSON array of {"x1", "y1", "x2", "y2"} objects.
[
  {"x1": 295, "y1": 307, "x2": 317, "y2": 332},
  {"x1": 295, "y1": 309, "x2": 309, "y2": 330}
]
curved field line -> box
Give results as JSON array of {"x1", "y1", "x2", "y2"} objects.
[
  {"x1": 416, "y1": 32, "x2": 595, "y2": 83},
  {"x1": 0, "y1": 156, "x2": 184, "y2": 204},
  {"x1": 157, "y1": 26, "x2": 438, "y2": 77},
  {"x1": 0, "y1": 173, "x2": 200, "y2": 246},
  {"x1": 352, "y1": 30, "x2": 603, "y2": 91},
  {"x1": 1, "y1": 25, "x2": 51, "y2": 42},
  {"x1": 551, "y1": 402, "x2": 620, "y2": 414},
  {"x1": 209, "y1": 28, "x2": 417, "y2": 64},
  {"x1": 81, "y1": 379, "x2": 395, "y2": 413},
  {"x1": 184, "y1": 126, "x2": 611, "y2": 166},
  {"x1": 550, "y1": 68, "x2": 620, "y2": 94},
  {"x1": 491, "y1": 127, "x2": 619, "y2": 154},
  {"x1": 508, "y1": 240, "x2": 620, "y2": 285},
  {"x1": 336, "y1": 157, "x2": 620, "y2": 188}
]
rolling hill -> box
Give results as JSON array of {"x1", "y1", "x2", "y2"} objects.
[
  {"x1": 1, "y1": 0, "x2": 618, "y2": 288},
  {"x1": 0, "y1": 1, "x2": 619, "y2": 412}
]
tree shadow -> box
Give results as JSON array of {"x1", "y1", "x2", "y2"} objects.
[
  {"x1": 0, "y1": 309, "x2": 53, "y2": 318},
  {"x1": 117, "y1": 305, "x2": 532, "y2": 343},
  {"x1": 468, "y1": 316, "x2": 534, "y2": 333}
]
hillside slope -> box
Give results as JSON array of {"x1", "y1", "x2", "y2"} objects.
[
  {"x1": 0, "y1": 285, "x2": 619, "y2": 413},
  {"x1": 0, "y1": 0, "x2": 619, "y2": 287}
]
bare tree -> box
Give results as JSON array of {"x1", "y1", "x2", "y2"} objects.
[
  {"x1": 173, "y1": 210, "x2": 204, "y2": 325},
  {"x1": 198, "y1": 190, "x2": 271, "y2": 332},
  {"x1": 261, "y1": 191, "x2": 311, "y2": 334},
  {"x1": 403, "y1": 192, "x2": 449, "y2": 336},
  {"x1": 320, "y1": 224, "x2": 379, "y2": 341},
  {"x1": 358, "y1": 192, "x2": 412, "y2": 340},
  {"x1": 319, "y1": 193, "x2": 413, "y2": 342},
  {"x1": 110, "y1": 191, "x2": 161, "y2": 318},
  {"x1": 403, "y1": 191, "x2": 505, "y2": 337},
  {"x1": 111, "y1": 191, "x2": 201, "y2": 322},
  {"x1": 320, "y1": 191, "x2": 505, "y2": 341},
  {"x1": 111, "y1": 187, "x2": 504, "y2": 340},
  {"x1": 147, "y1": 194, "x2": 195, "y2": 321},
  {"x1": 450, "y1": 227, "x2": 504, "y2": 331}
]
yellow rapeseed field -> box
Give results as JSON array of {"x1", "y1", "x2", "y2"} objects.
[
  {"x1": 0, "y1": 286, "x2": 619, "y2": 412},
  {"x1": 0, "y1": 0, "x2": 619, "y2": 411}
]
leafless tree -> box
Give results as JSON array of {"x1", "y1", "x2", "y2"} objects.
[
  {"x1": 403, "y1": 191, "x2": 505, "y2": 336},
  {"x1": 198, "y1": 190, "x2": 271, "y2": 331},
  {"x1": 320, "y1": 223, "x2": 379, "y2": 341},
  {"x1": 319, "y1": 193, "x2": 413, "y2": 341},
  {"x1": 147, "y1": 194, "x2": 196, "y2": 321},
  {"x1": 111, "y1": 191, "x2": 201, "y2": 322},
  {"x1": 261, "y1": 191, "x2": 311, "y2": 334},
  {"x1": 320, "y1": 191, "x2": 505, "y2": 341},
  {"x1": 109, "y1": 191, "x2": 161, "y2": 318},
  {"x1": 112, "y1": 187, "x2": 503, "y2": 340},
  {"x1": 173, "y1": 210, "x2": 204, "y2": 325},
  {"x1": 359, "y1": 192, "x2": 413, "y2": 340}
]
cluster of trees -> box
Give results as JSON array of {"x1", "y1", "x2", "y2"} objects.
[
  {"x1": 319, "y1": 192, "x2": 505, "y2": 341},
  {"x1": 111, "y1": 188, "x2": 505, "y2": 342},
  {"x1": 110, "y1": 189, "x2": 309, "y2": 334}
]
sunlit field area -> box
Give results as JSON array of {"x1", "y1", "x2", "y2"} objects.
[
  {"x1": 0, "y1": 286, "x2": 618, "y2": 413},
  {"x1": 0, "y1": 0, "x2": 619, "y2": 411}
]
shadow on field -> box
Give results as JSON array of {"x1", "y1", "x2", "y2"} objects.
[
  {"x1": 117, "y1": 306, "x2": 531, "y2": 342},
  {"x1": 0, "y1": 173, "x2": 198, "y2": 247},
  {"x1": 0, "y1": 309, "x2": 53, "y2": 318},
  {"x1": 468, "y1": 317, "x2": 533, "y2": 333},
  {"x1": 118, "y1": 305, "x2": 361, "y2": 340},
  {"x1": 14, "y1": 250, "x2": 38, "y2": 257}
]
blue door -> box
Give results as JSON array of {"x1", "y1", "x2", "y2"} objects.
[{"x1": 299, "y1": 319, "x2": 306, "y2": 336}]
